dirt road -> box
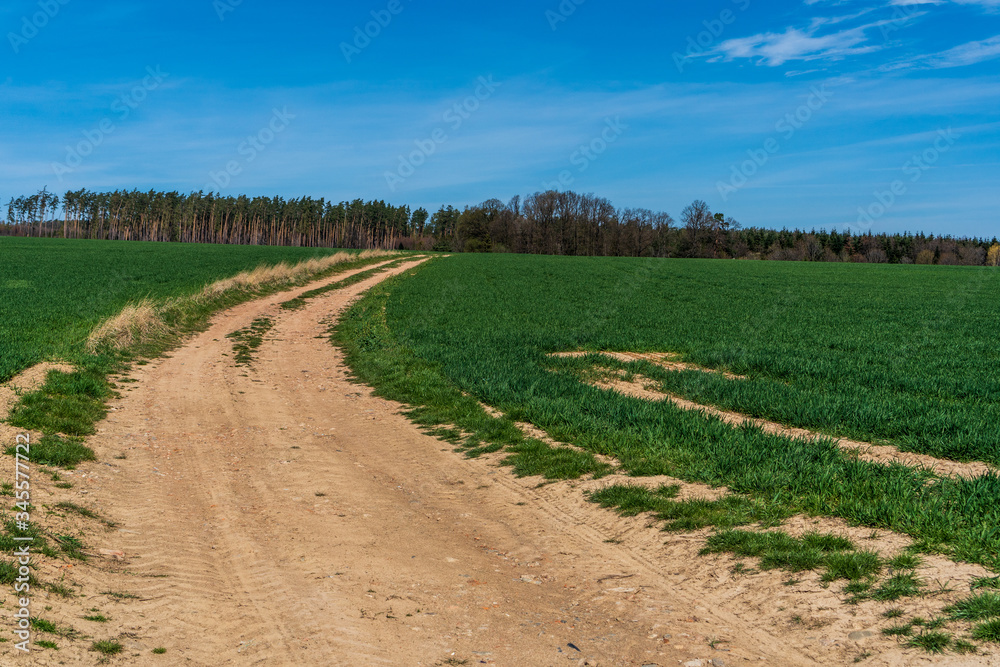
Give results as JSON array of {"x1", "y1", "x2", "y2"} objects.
[{"x1": 39, "y1": 258, "x2": 985, "y2": 666}]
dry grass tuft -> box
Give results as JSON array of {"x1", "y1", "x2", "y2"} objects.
[
  {"x1": 87, "y1": 299, "x2": 165, "y2": 352},
  {"x1": 88, "y1": 251, "x2": 394, "y2": 352},
  {"x1": 200, "y1": 250, "x2": 388, "y2": 296}
]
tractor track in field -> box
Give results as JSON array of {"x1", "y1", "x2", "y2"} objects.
[
  {"x1": 583, "y1": 372, "x2": 996, "y2": 481},
  {"x1": 9, "y1": 256, "x2": 996, "y2": 665}
]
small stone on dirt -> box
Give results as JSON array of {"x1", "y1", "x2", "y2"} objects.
[{"x1": 848, "y1": 630, "x2": 873, "y2": 641}]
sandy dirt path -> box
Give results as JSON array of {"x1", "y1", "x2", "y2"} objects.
[{"x1": 43, "y1": 258, "x2": 985, "y2": 666}]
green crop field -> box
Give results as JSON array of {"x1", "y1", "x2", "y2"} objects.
[
  {"x1": 362, "y1": 254, "x2": 1000, "y2": 466},
  {"x1": 0, "y1": 237, "x2": 359, "y2": 382},
  {"x1": 337, "y1": 254, "x2": 1000, "y2": 568}
]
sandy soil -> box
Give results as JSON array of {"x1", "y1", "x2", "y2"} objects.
[
  {"x1": 552, "y1": 351, "x2": 746, "y2": 381},
  {"x1": 3, "y1": 259, "x2": 997, "y2": 665}
]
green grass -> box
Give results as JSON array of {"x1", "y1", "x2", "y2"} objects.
[
  {"x1": 90, "y1": 640, "x2": 123, "y2": 655},
  {"x1": 701, "y1": 529, "x2": 867, "y2": 575},
  {"x1": 0, "y1": 519, "x2": 58, "y2": 559},
  {"x1": 45, "y1": 581, "x2": 75, "y2": 597},
  {"x1": 7, "y1": 370, "x2": 112, "y2": 436},
  {"x1": 945, "y1": 592, "x2": 1000, "y2": 620},
  {"x1": 153, "y1": 647, "x2": 167, "y2": 654},
  {"x1": 821, "y1": 550, "x2": 882, "y2": 582},
  {"x1": 843, "y1": 581, "x2": 871, "y2": 595},
  {"x1": 972, "y1": 576, "x2": 1000, "y2": 590},
  {"x1": 0, "y1": 561, "x2": 18, "y2": 585},
  {"x1": 30, "y1": 617, "x2": 77, "y2": 637},
  {"x1": 591, "y1": 484, "x2": 787, "y2": 531},
  {"x1": 906, "y1": 631, "x2": 952, "y2": 653},
  {"x1": 320, "y1": 264, "x2": 607, "y2": 482},
  {"x1": 30, "y1": 618, "x2": 58, "y2": 633},
  {"x1": 971, "y1": 618, "x2": 1000, "y2": 642},
  {"x1": 225, "y1": 317, "x2": 274, "y2": 366},
  {"x1": 869, "y1": 572, "x2": 924, "y2": 602},
  {"x1": 83, "y1": 614, "x2": 108, "y2": 622},
  {"x1": 332, "y1": 255, "x2": 1000, "y2": 569},
  {"x1": 3, "y1": 434, "x2": 95, "y2": 468},
  {"x1": 55, "y1": 534, "x2": 87, "y2": 560},
  {"x1": 954, "y1": 638, "x2": 978, "y2": 654},
  {"x1": 882, "y1": 623, "x2": 913, "y2": 636},
  {"x1": 378, "y1": 255, "x2": 1000, "y2": 465},
  {"x1": 589, "y1": 483, "x2": 680, "y2": 516},
  {"x1": 888, "y1": 553, "x2": 922, "y2": 570},
  {"x1": 500, "y1": 439, "x2": 612, "y2": 480}
]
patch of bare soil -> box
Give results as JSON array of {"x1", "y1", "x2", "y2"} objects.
[
  {"x1": 552, "y1": 351, "x2": 747, "y2": 381},
  {"x1": 3, "y1": 262, "x2": 996, "y2": 665},
  {"x1": 588, "y1": 373, "x2": 995, "y2": 481}
]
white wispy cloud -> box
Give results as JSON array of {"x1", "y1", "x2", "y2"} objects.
[
  {"x1": 711, "y1": 19, "x2": 892, "y2": 66},
  {"x1": 927, "y1": 35, "x2": 1000, "y2": 66},
  {"x1": 706, "y1": 1, "x2": 998, "y2": 70}
]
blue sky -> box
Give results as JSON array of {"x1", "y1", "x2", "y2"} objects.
[{"x1": 2, "y1": 0, "x2": 998, "y2": 238}]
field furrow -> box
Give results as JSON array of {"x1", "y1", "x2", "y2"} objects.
[{"x1": 582, "y1": 369, "x2": 996, "y2": 480}]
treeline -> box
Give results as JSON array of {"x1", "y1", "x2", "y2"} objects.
[
  {"x1": 4, "y1": 188, "x2": 998, "y2": 265},
  {"x1": 436, "y1": 191, "x2": 1000, "y2": 265},
  {"x1": 3, "y1": 188, "x2": 426, "y2": 249}
]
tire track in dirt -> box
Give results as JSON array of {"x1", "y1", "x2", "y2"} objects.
[
  {"x1": 89, "y1": 260, "x2": 409, "y2": 665},
  {"x1": 474, "y1": 453, "x2": 999, "y2": 667}
]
